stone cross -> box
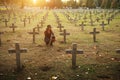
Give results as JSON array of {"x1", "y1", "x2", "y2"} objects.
[
  {"x1": 90, "y1": 28, "x2": 100, "y2": 42},
  {"x1": 96, "y1": 17, "x2": 100, "y2": 22},
  {"x1": 79, "y1": 22, "x2": 86, "y2": 31},
  {"x1": 3, "y1": 19, "x2": 9, "y2": 27},
  {"x1": 35, "y1": 24, "x2": 42, "y2": 32},
  {"x1": 28, "y1": 28, "x2": 39, "y2": 43},
  {"x1": 116, "y1": 49, "x2": 120, "y2": 53},
  {"x1": 100, "y1": 21, "x2": 107, "y2": 31},
  {"x1": 60, "y1": 29, "x2": 70, "y2": 43},
  {"x1": 0, "y1": 18, "x2": 2, "y2": 23},
  {"x1": 57, "y1": 24, "x2": 64, "y2": 32},
  {"x1": 0, "y1": 32, "x2": 4, "y2": 47},
  {"x1": 90, "y1": 19, "x2": 94, "y2": 26},
  {"x1": 66, "y1": 43, "x2": 83, "y2": 69},
  {"x1": 57, "y1": 21, "x2": 61, "y2": 25},
  {"x1": 9, "y1": 23, "x2": 17, "y2": 33},
  {"x1": 28, "y1": 16, "x2": 31, "y2": 24},
  {"x1": 22, "y1": 18, "x2": 26, "y2": 27},
  {"x1": 107, "y1": 18, "x2": 111, "y2": 24},
  {"x1": 8, "y1": 43, "x2": 27, "y2": 71},
  {"x1": 100, "y1": 14, "x2": 104, "y2": 19}
]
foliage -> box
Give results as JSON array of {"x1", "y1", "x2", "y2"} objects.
[{"x1": 0, "y1": 0, "x2": 120, "y2": 9}]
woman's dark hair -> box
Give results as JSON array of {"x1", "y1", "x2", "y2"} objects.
[{"x1": 47, "y1": 25, "x2": 51, "y2": 28}]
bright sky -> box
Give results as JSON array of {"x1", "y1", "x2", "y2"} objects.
[
  {"x1": 33, "y1": 0, "x2": 37, "y2": 4},
  {"x1": 61, "y1": 0, "x2": 79, "y2": 2},
  {"x1": 46, "y1": 0, "x2": 50, "y2": 2},
  {"x1": 41, "y1": 0, "x2": 79, "y2": 2}
]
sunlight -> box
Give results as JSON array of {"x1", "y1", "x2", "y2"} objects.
[
  {"x1": 46, "y1": 0, "x2": 50, "y2": 2},
  {"x1": 33, "y1": 0, "x2": 37, "y2": 4},
  {"x1": 62, "y1": 0, "x2": 79, "y2": 2},
  {"x1": 62, "y1": 0, "x2": 69, "y2": 2}
]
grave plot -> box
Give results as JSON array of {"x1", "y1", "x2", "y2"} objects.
[
  {"x1": 8, "y1": 43, "x2": 27, "y2": 72},
  {"x1": 100, "y1": 21, "x2": 107, "y2": 31},
  {"x1": 60, "y1": 29, "x2": 70, "y2": 43},
  {"x1": 79, "y1": 22, "x2": 86, "y2": 31},
  {"x1": 28, "y1": 28, "x2": 39, "y2": 43},
  {"x1": 0, "y1": 8, "x2": 120, "y2": 80},
  {"x1": 89, "y1": 28, "x2": 100, "y2": 42},
  {"x1": 57, "y1": 23, "x2": 64, "y2": 32},
  {"x1": 66, "y1": 43, "x2": 83, "y2": 69},
  {"x1": 9, "y1": 23, "x2": 17, "y2": 33},
  {"x1": 3, "y1": 19, "x2": 9, "y2": 27}
]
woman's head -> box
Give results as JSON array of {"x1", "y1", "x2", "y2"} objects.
[{"x1": 47, "y1": 25, "x2": 51, "y2": 30}]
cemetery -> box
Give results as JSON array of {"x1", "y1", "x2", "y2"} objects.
[{"x1": 0, "y1": 0, "x2": 120, "y2": 80}]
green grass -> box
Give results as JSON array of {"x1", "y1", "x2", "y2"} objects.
[{"x1": 0, "y1": 9, "x2": 120, "y2": 80}]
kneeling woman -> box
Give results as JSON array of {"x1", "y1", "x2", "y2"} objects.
[{"x1": 44, "y1": 25, "x2": 55, "y2": 46}]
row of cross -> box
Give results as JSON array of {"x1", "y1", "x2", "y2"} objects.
[
  {"x1": 0, "y1": 11, "x2": 48, "y2": 46},
  {"x1": 7, "y1": 42, "x2": 120, "y2": 72},
  {"x1": 0, "y1": 9, "x2": 119, "y2": 72},
  {"x1": 7, "y1": 11, "x2": 49, "y2": 72}
]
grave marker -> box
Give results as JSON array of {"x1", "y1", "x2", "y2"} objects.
[
  {"x1": 96, "y1": 17, "x2": 100, "y2": 22},
  {"x1": 100, "y1": 21, "x2": 107, "y2": 31},
  {"x1": 28, "y1": 16, "x2": 31, "y2": 24},
  {"x1": 116, "y1": 49, "x2": 120, "y2": 53},
  {"x1": 28, "y1": 28, "x2": 39, "y2": 43},
  {"x1": 3, "y1": 19, "x2": 9, "y2": 27},
  {"x1": 90, "y1": 19, "x2": 95, "y2": 26},
  {"x1": 79, "y1": 22, "x2": 86, "y2": 31},
  {"x1": 66, "y1": 43, "x2": 83, "y2": 69},
  {"x1": 9, "y1": 23, "x2": 17, "y2": 33},
  {"x1": 89, "y1": 28, "x2": 100, "y2": 42},
  {"x1": 107, "y1": 18, "x2": 111, "y2": 24},
  {"x1": 22, "y1": 18, "x2": 26, "y2": 27},
  {"x1": 0, "y1": 32, "x2": 4, "y2": 47},
  {"x1": 57, "y1": 20, "x2": 61, "y2": 25},
  {"x1": 8, "y1": 43, "x2": 27, "y2": 71},
  {"x1": 60, "y1": 29, "x2": 70, "y2": 43},
  {"x1": 57, "y1": 24, "x2": 64, "y2": 32},
  {"x1": 35, "y1": 24, "x2": 42, "y2": 32}
]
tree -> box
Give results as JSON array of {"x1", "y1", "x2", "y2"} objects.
[
  {"x1": 78, "y1": 0, "x2": 84, "y2": 7},
  {"x1": 110, "y1": 0, "x2": 117, "y2": 8},
  {"x1": 86, "y1": 0, "x2": 95, "y2": 8}
]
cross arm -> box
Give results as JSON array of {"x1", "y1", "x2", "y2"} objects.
[
  {"x1": 36, "y1": 26, "x2": 42, "y2": 28},
  {"x1": 60, "y1": 33, "x2": 70, "y2": 35},
  {"x1": 80, "y1": 24, "x2": 86, "y2": 26},
  {"x1": 116, "y1": 49, "x2": 120, "y2": 53},
  {"x1": 57, "y1": 26, "x2": 64, "y2": 28},
  {"x1": 28, "y1": 32, "x2": 39, "y2": 34},
  {"x1": 66, "y1": 49, "x2": 72, "y2": 54},
  {"x1": 100, "y1": 24, "x2": 107, "y2": 26},
  {"x1": 76, "y1": 50, "x2": 83, "y2": 54},
  {"x1": 9, "y1": 26, "x2": 17, "y2": 28},
  {"x1": 8, "y1": 48, "x2": 27, "y2": 54},
  {"x1": 89, "y1": 32, "x2": 100, "y2": 34},
  {"x1": 66, "y1": 49, "x2": 83, "y2": 54},
  {"x1": 0, "y1": 32, "x2": 4, "y2": 34}
]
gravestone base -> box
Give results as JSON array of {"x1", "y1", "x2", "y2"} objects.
[{"x1": 14, "y1": 64, "x2": 25, "y2": 72}]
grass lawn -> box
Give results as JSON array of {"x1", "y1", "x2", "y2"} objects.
[{"x1": 0, "y1": 9, "x2": 120, "y2": 80}]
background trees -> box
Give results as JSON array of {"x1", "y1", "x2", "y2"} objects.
[{"x1": 0, "y1": 0, "x2": 120, "y2": 9}]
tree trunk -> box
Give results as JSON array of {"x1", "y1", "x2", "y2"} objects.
[{"x1": 110, "y1": 0, "x2": 117, "y2": 8}]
